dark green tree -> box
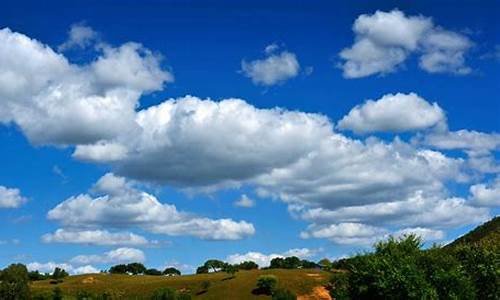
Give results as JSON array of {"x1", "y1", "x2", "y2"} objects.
[
  {"x1": 163, "y1": 267, "x2": 181, "y2": 276},
  {"x1": 0, "y1": 263, "x2": 31, "y2": 300},
  {"x1": 126, "y1": 262, "x2": 147, "y2": 275}
]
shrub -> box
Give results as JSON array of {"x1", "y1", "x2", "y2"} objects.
[
  {"x1": 0, "y1": 263, "x2": 31, "y2": 300},
  {"x1": 151, "y1": 287, "x2": 177, "y2": 300},
  {"x1": 329, "y1": 272, "x2": 350, "y2": 300},
  {"x1": 272, "y1": 288, "x2": 297, "y2": 300},
  {"x1": 177, "y1": 291, "x2": 192, "y2": 300},
  {"x1": 256, "y1": 275, "x2": 278, "y2": 295},
  {"x1": 52, "y1": 287, "x2": 63, "y2": 300}
]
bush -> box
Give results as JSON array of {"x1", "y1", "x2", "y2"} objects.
[
  {"x1": 0, "y1": 263, "x2": 31, "y2": 300},
  {"x1": 52, "y1": 287, "x2": 63, "y2": 300},
  {"x1": 151, "y1": 287, "x2": 177, "y2": 300},
  {"x1": 452, "y1": 244, "x2": 499, "y2": 299},
  {"x1": 329, "y1": 272, "x2": 350, "y2": 300},
  {"x1": 272, "y1": 288, "x2": 297, "y2": 300},
  {"x1": 256, "y1": 275, "x2": 278, "y2": 295},
  {"x1": 76, "y1": 290, "x2": 94, "y2": 300}
]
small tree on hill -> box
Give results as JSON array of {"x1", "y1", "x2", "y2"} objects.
[
  {"x1": 126, "y1": 263, "x2": 147, "y2": 275},
  {"x1": 52, "y1": 267, "x2": 69, "y2": 280},
  {"x1": 237, "y1": 261, "x2": 259, "y2": 270},
  {"x1": 203, "y1": 259, "x2": 225, "y2": 273},
  {"x1": 109, "y1": 264, "x2": 128, "y2": 274},
  {"x1": 163, "y1": 267, "x2": 181, "y2": 276},
  {"x1": 196, "y1": 265, "x2": 208, "y2": 274}
]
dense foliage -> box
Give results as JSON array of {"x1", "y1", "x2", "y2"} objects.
[
  {"x1": 255, "y1": 275, "x2": 278, "y2": 295},
  {"x1": 109, "y1": 263, "x2": 147, "y2": 275},
  {"x1": 329, "y1": 234, "x2": 500, "y2": 300},
  {"x1": 0, "y1": 263, "x2": 31, "y2": 300},
  {"x1": 269, "y1": 256, "x2": 318, "y2": 269}
]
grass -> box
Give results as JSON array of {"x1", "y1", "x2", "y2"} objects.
[{"x1": 31, "y1": 269, "x2": 329, "y2": 299}]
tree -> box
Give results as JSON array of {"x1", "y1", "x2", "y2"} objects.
[
  {"x1": 126, "y1": 263, "x2": 147, "y2": 275},
  {"x1": 223, "y1": 264, "x2": 238, "y2": 278},
  {"x1": 238, "y1": 261, "x2": 259, "y2": 270},
  {"x1": 109, "y1": 264, "x2": 128, "y2": 274},
  {"x1": 203, "y1": 259, "x2": 225, "y2": 273},
  {"x1": 0, "y1": 263, "x2": 31, "y2": 300},
  {"x1": 300, "y1": 259, "x2": 318, "y2": 269},
  {"x1": 145, "y1": 268, "x2": 162, "y2": 276},
  {"x1": 318, "y1": 258, "x2": 332, "y2": 270},
  {"x1": 163, "y1": 267, "x2": 181, "y2": 276},
  {"x1": 270, "y1": 257, "x2": 285, "y2": 269},
  {"x1": 52, "y1": 267, "x2": 69, "y2": 280},
  {"x1": 196, "y1": 265, "x2": 208, "y2": 274}
]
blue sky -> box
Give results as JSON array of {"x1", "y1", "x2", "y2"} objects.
[{"x1": 0, "y1": 0, "x2": 498, "y2": 274}]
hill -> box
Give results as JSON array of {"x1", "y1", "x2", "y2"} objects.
[
  {"x1": 446, "y1": 216, "x2": 500, "y2": 250},
  {"x1": 31, "y1": 269, "x2": 330, "y2": 299}
]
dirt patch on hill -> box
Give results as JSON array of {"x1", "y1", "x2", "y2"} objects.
[
  {"x1": 81, "y1": 276, "x2": 98, "y2": 284},
  {"x1": 298, "y1": 286, "x2": 332, "y2": 300}
]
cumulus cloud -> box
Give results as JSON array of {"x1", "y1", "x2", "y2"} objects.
[
  {"x1": 422, "y1": 130, "x2": 500, "y2": 152},
  {"x1": 47, "y1": 173, "x2": 255, "y2": 240},
  {"x1": 41, "y1": 229, "x2": 161, "y2": 247},
  {"x1": 394, "y1": 227, "x2": 445, "y2": 241},
  {"x1": 27, "y1": 262, "x2": 99, "y2": 275},
  {"x1": 234, "y1": 194, "x2": 255, "y2": 208},
  {"x1": 74, "y1": 96, "x2": 331, "y2": 187},
  {"x1": 300, "y1": 223, "x2": 388, "y2": 246},
  {"x1": 58, "y1": 23, "x2": 98, "y2": 51},
  {"x1": 295, "y1": 192, "x2": 489, "y2": 229},
  {"x1": 337, "y1": 93, "x2": 446, "y2": 133},
  {"x1": 0, "y1": 186, "x2": 27, "y2": 208},
  {"x1": 339, "y1": 9, "x2": 472, "y2": 78},
  {"x1": 70, "y1": 247, "x2": 145, "y2": 265},
  {"x1": 241, "y1": 45, "x2": 300, "y2": 85},
  {"x1": 469, "y1": 178, "x2": 500, "y2": 207},
  {"x1": 0, "y1": 27, "x2": 173, "y2": 145},
  {"x1": 226, "y1": 248, "x2": 317, "y2": 267}
]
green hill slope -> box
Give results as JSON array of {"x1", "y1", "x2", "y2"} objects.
[
  {"x1": 446, "y1": 216, "x2": 500, "y2": 250},
  {"x1": 31, "y1": 269, "x2": 329, "y2": 299}
]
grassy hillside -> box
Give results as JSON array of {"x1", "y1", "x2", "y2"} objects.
[
  {"x1": 31, "y1": 269, "x2": 329, "y2": 299},
  {"x1": 446, "y1": 216, "x2": 500, "y2": 250}
]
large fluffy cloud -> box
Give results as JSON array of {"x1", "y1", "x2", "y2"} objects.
[
  {"x1": 0, "y1": 27, "x2": 172, "y2": 145},
  {"x1": 47, "y1": 173, "x2": 255, "y2": 240},
  {"x1": 337, "y1": 93, "x2": 446, "y2": 133},
  {"x1": 339, "y1": 9, "x2": 472, "y2": 78},
  {"x1": 74, "y1": 96, "x2": 332, "y2": 187},
  {"x1": 241, "y1": 45, "x2": 300, "y2": 86},
  {"x1": 0, "y1": 186, "x2": 27, "y2": 208}
]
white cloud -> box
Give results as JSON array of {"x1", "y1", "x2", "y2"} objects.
[
  {"x1": 422, "y1": 129, "x2": 500, "y2": 152},
  {"x1": 241, "y1": 45, "x2": 300, "y2": 85},
  {"x1": 74, "y1": 96, "x2": 331, "y2": 187},
  {"x1": 70, "y1": 247, "x2": 145, "y2": 265},
  {"x1": 226, "y1": 248, "x2": 317, "y2": 267},
  {"x1": 47, "y1": 173, "x2": 255, "y2": 240},
  {"x1": 337, "y1": 93, "x2": 446, "y2": 133},
  {"x1": 339, "y1": 9, "x2": 472, "y2": 78},
  {"x1": 58, "y1": 23, "x2": 98, "y2": 51},
  {"x1": 41, "y1": 229, "x2": 155, "y2": 246},
  {"x1": 27, "y1": 262, "x2": 99, "y2": 275},
  {"x1": 301, "y1": 223, "x2": 388, "y2": 246},
  {"x1": 470, "y1": 178, "x2": 500, "y2": 207},
  {"x1": 394, "y1": 227, "x2": 445, "y2": 241},
  {"x1": 0, "y1": 186, "x2": 27, "y2": 208},
  {"x1": 295, "y1": 192, "x2": 489, "y2": 229},
  {"x1": 234, "y1": 194, "x2": 255, "y2": 208},
  {"x1": 0, "y1": 27, "x2": 173, "y2": 145}
]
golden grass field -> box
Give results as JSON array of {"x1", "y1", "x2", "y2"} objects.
[{"x1": 31, "y1": 269, "x2": 330, "y2": 299}]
